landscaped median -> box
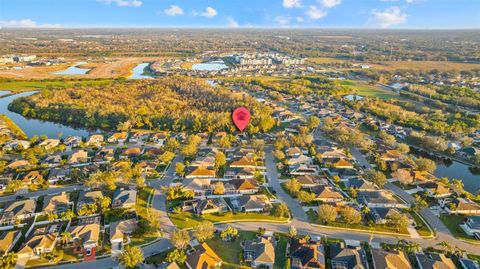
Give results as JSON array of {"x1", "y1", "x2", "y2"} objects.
[
  {"x1": 169, "y1": 210, "x2": 291, "y2": 229},
  {"x1": 307, "y1": 210, "x2": 411, "y2": 237}
]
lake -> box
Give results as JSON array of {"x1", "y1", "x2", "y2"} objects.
[
  {"x1": 192, "y1": 60, "x2": 227, "y2": 71},
  {"x1": 410, "y1": 147, "x2": 480, "y2": 194},
  {"x1": 52, "y1": 62, "x2": 90, "y2": 75},
  {"x1": 0, "y1": 91, "x2": 91, "y2": 138},
  {"x1": 129, "y1": 63, "x2": 154, "y2": 79}
]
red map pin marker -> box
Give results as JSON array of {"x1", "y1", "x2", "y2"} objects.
[{"x1": 232, "y1": 107, "x2": 251, "y2": 132}]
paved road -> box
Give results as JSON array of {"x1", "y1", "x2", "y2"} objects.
[
  {"x1": 265, "y1": 146, "x2": 308, "y2": 222},
  {"x1": 0, "y1": 185, "x2": 81, "y2": 203}
]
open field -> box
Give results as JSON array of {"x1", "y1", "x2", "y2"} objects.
[
  {"x1": 371, "y1": 61, "x2": 480, "y2": 72},
  {"x1": 0, "y1": 79, "x2": 115, "y2": 92},
  {"x1": 0, "y1": 57, "x2": 163, "y2": 80},
  {"x1": 339, "y1": 80, "x2": 402, "y2": 99},
  {"x1": 307, "y1": 57, "x2": 347, "y2": 64}
]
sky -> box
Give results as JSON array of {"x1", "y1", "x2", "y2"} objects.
[{"x1": 0, "y1": 0, "x2": 479, "y2": 29}]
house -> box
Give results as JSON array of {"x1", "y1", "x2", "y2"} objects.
[
  {"x1": 443, "y1": 198, "x2": 480, "y2": 215},
  {"x1": 64, "y1": 136, "x2": 82, "y2": 147},
  {"x1": 39, "y1": 139, "x2": 60, "y2": 150},
  {"x1": 43, "y1": 192, "x2": 72, "y2": 215},
  {"x1": 87, "y1": 134, "x2": 104, "y2": 146},
  {"x1": 243, "y1": 236, "x2": 275, "y2": 268},
  {"x1": 48, "y1": 168, "x2": 71, "y2": 184},
  {"x1": 459, "y1": 258, "x2": 480, "y2": 269},
  {"x1": 415, "y1": 253, "x2": 455, "y2": 269},
  {"x1": 68, "y1": 223, "x2": 100, "y2": 253},
  {"x1": 289, "y1": 238, "x2": 325, "y2": 269},
  {"x1": 417, "y1": 182, "x2": 452, "y2": 198},
  {"x1": 357, "y1": 190, "x2": 402, "y2": 208},
  {"x1": 120, "y1": 147, "x2": 143, "y2": 159},
  {"x1": 6, "y1": 159, "x2": 30, "y2": 170},
  {"x1": 0, "y1": 199, "x2": 36, "y2": 225},
  {"x1": 225, "y1": 167, "x2": 256, "y2": 179},
  {"x1": 94, "y1": 148, "x2": 115, "y2": 162},
  {"x1": 108, "y1": 132, "x2": 128, "y2": 143},
  {"x1": 41, "y1": 155, "x2": 62, "y2": 167},
  {"x1": 77, "y1": 190, "x2": 103, "y2": 213},
  {"x1": 461, "y1": 216, "x2": 480, "y2": 237},
  {"x1": 370, "y1": 207, "x2": 402, "y2": 225},
  {"x1": 287, "y1": 155, "x2": 312, "y2": 166},
  {"x1": 191, "y1": 155, "x2": 216, "y2": 168},
  {"x1": 330, "y1": 243, "x2": 367, "y2": 269},
  {"x1": 112, "y1": 189, "x2": 137, "y2": 210},
  {"x1": 371, "y1": 249, "x2": 412, "y2": 269},
  {"x1": 20, "y1": 170, "x2": 43, "y2": 186},
  {"x1": 296, "y1": 175, "x2": 328, "y2": 188},
  {"x1": 186, "y1": 243, "x2": 222, "y2": 269},
  {"x1": 378, "y1": 150, "x2": 402, "y2": 162},
  {"x1": 2, "y1": 140, "x2": 30, "y2": 151},
  {"x1": 236, "y1": 195, "x2": 271, "y2": 213},
  {"x1": 129, "y1": 131, "x2": 150, "y2": 143},
  {"x1": 110, "y1": 219, "x2": 138, "y2": 253},
  {"x1": 183, "y1": 198, "x2": 231, "y2": 215},
  {"x1": 345, "y1": 178, "x2": 376, "y2": 191},
  {"x1": 183, "y1": 178, "x2": 211, "y2": 197},
  {"x1": 289, "y1": 164, "x2": 321, "y2": 176},
  {"x1": 158, "y1": 262, "x2": 181, "y2": 269},
  {"x1": 69, "y1": 150, "x2": 88, "y2": 165},
  {"x1": 230, "y1": 156, "x2": 258, "y2": 169},
  {"x1": 311, "y1": 186, "x2": 344, "y2": 202},
  {"x1": 186, "y1": 166, "x2": 216, "y2": 179},
  {"x1": 229, "y1": 178, "x2": 260, "y2": 195},
  {"x1": 139, "y1": 161, "x2": 158, "y2": 176},
  {"x1": 152, "y1": 132, "x2": 168, "y2": 145},
  {"x1": 286, "y1": 147, "x2": 304, "y2": 158},
  {"x1": 0, "y1": 230, "x2": 21, "y2": 254},
  {"x1": 17, "y1": 227, "x2": 58, "y2": 259},
  {"x1": 332, "y1": 159, "x2": 354, "y2": 169}
]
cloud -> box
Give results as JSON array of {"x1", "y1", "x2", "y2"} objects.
[
  {"x1": 98, "y1": 0, "x2": 142, "y2": 7},
  {"x1": 321, "y1": 0, "x2": 341, "y2": 8},
  {"x1": 200, "y1": 7, "x2": 217, "y2": 18},
  {"x1": 370, "y1": 6, "x2": 407, "y2": 28},
  {"x1": 274, "y1": 16, "x2": 291, "y2": 26},
  {"x1": 306, "y1": 6, "x2": 327, "y2": 20},
  {"x1": 283, "y1": 0, "x2": 302, "y2": 8},
  {"x1": 296, "y1": 17, "x2": 305, "y2": 22},
  {"x1": 226, "y1": 16, "x2": 239, "y2": 28},
  {"x1": 164, "y1": 5, "x2": 184, "y2": 16},
  {"x1": 0, "y1": 19, "x2": 61, "y2": 28}
]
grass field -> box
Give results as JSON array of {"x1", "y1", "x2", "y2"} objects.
[
  {"x1": 0, "y1": 79, "x2": 115, "y2": 92},
  {"x1": 307, "y1": 57, "x2": 347, "y2": 64},
  {"x1": 371, "y1": 61, "x2": 480, "y2": 72},
  {"x1": 207, "y1": 231, "x2": 257, "y2": 268},
  {"x1": 339, "y1": 80, "x2": 402, "y2": 99},
  {"x1": 410, "y1": 211, "x2": 434, "y2": 237}
]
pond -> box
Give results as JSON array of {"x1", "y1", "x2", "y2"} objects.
[
  {"x1": 52, "y1": 62, "x2": 90, "y2": 75},
  {"x1": 128, "y1": 63, "x2": 155, "y2": 79},
  {"x1": 192, "y1": 60, "x2": 227, "y2": 71},
  {"x1": 410, "y1": 147, "x2": 480, "y2": 194},
  {"x1": 0, "y1": 91, "x2": 91, "y2": 138}
]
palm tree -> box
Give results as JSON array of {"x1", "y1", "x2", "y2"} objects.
[
  {"x1": 60, "y1": 232, "x2": 72, "y2": 246},
  {"x1": 61, "y1": 209, "x2": 76, "y2": 220},
  {"x1": 0, "y1": 252, "x2": 17, "y2": 268},
  {"x1": 437, "y1": 241, "x2": 453, "y2": 254}
]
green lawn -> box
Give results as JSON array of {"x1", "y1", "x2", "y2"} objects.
[
  {"x1": 206, "y1": 231, "x2": 257, "y2": 267},
  {"x1": 274, "y1": 235, "x2": 288, "y2": 269},
  {"x1": 307, "y1": 210, "x2": 409, "y2": 235},
  {"x1": 169, "y1": 210, "x2": 288, "y2": 229},
  {"x1": 339, "y1": 80, "x2": 401, "y2": 100},
  {"x1": 409, "y1": 211, "x2": 434, "y2": 237},
  {"x1": 0, "y1": 79, "x2": 114, "y2": 92},
  {"x1": 439, "y1": 214, "x2": 478, "y2": 243}
]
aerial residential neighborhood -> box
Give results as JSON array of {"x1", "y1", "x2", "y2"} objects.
[{"x1": 0, "y1": 0, "x2": 480, "y2": 269}]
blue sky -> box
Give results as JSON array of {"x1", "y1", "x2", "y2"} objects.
[{"x1": 0, "y1": 0, "x2": 479, "y2": 29}]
